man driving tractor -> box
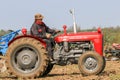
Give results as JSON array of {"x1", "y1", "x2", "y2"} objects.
[{"x1": 30, "y1": 13, "x2": 60, "y2": 60}]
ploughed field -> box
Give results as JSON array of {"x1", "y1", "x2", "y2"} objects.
[{"x1": 0, "y1": 61, "x2": 120, "y2": 80}]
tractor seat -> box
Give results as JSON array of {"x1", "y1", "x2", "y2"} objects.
[{"x1": 112, "y1": 43, "x2": 120, "y2": 49}]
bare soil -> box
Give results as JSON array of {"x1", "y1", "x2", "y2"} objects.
[{"x1": 0, "y1": 61, "x2": 120, "y2": 80}]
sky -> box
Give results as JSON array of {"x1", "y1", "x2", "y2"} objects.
[{"x1": 0, "y1": 0, "x2": 120, "y2": 30}]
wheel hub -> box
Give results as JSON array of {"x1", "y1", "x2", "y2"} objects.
[
  {"x1": 17, "y1": 50, "x2": 37, "y2": 69},
  {"x1": 22, "y1": 55, "x2": 31, "y2": 65},
  {"x1": 84, "y1": 57, "x2": 97, "y2": 71}
]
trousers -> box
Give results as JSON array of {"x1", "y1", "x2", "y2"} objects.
[{"x1": 43, "y1": 38, "x2": 54, "y2": 59}]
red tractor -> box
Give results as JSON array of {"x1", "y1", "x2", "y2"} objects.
[
  {"x1": 5, "y1": 25, "x2": 105, "y2": 79},
  {"x1": 5, "y1": 10, "x2": 105, "y2": 79}
]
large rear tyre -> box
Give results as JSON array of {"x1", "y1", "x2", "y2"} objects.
[
  {"x1": 0, "y1": 56, "x2": 6, "y2": 73},
  {"x1": 42, "y1": 63, "x2": 54, "y2": 77},
  {"x1": 5, "y1": 37, "x2": 49, "y2": 79},
  {"x1": 78, "y1": 51, "x2": 105, "y2": 76}
]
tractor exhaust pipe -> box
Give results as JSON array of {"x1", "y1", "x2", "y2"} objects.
[{"x1": 70, "y1": 8, "x2": 77, "y2": 33}]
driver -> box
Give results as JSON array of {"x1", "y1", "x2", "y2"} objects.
[{"x1": 30, "y1": 13, "x2": 60, "y2": 61}]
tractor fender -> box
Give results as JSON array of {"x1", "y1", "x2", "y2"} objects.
[{"x1": 8, "y1": 35, "x2": 46, "y2": 48}]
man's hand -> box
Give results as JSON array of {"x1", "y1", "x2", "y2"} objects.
[{"x1": 46, "y1": 33, "x2": 51, "y2": 38}]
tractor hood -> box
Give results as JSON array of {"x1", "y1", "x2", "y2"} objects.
[{"x1": 54, "y1": 29, "x2": 103, "y2": 43}]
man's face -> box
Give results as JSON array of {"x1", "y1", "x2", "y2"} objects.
[
  {"x1": 36, "y1": 19, "x2": 42, "y2": 22},
  {"x1": 35, "y1": 19, "x2": 43, "y2": 24}
]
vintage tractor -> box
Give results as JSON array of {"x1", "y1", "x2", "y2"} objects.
[
  {"x1": 5, "y1": 25, "x2": 106, "y2": 79},
  {"x1": 5, "y1": 10, "x2": 105, "y2": 79}
]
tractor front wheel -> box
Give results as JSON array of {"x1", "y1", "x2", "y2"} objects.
[{"x1": 78, "y1": 51, "x2": 105, "y2": 76}]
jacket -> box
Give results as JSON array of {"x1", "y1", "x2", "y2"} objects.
[{"x1": 30, "y1": 22, "x2": 56, "y2": 39}]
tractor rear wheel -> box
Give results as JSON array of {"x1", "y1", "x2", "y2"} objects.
[
  {"x1": 42, "y1": 63, "x2": 54, "y2": 76},
  {"x1": 78, "y1": 51, "x2": 105, "y2": 76},
  {"x1": 0, "y1": 56, "x2": 6, "y2": 73},
  {"x1": 6, "y1": 37, "x2": 49, "y2": 79}
]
